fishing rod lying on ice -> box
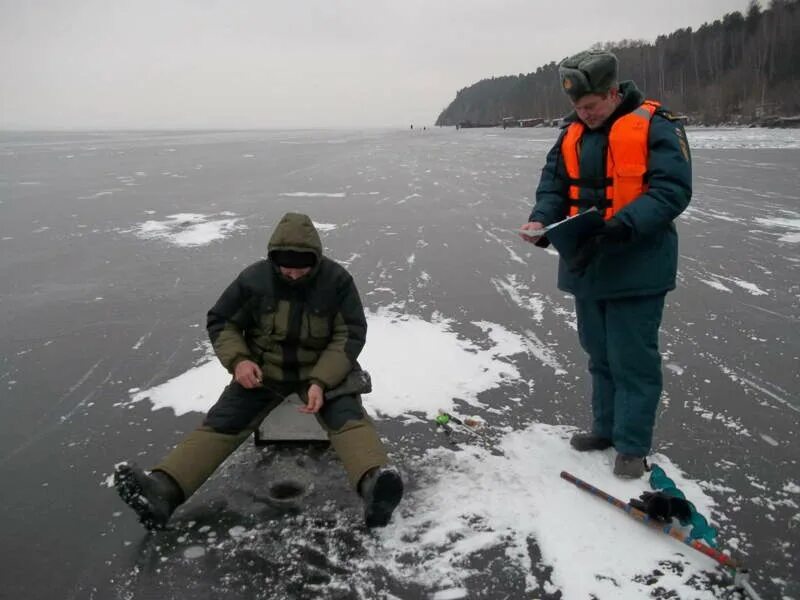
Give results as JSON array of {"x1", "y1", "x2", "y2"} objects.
[
  {"x1": 434, "y1": 410, "x2": 488, "y2": 442},
  {"x1": 433, "y1": 410, "x2": 506, "y2": 455},
  {"x1": 560, "y1": 470, "x2": 763, "y2": 600}
]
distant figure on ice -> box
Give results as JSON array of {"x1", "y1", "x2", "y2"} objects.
[
  {"x1": 520, "y1": 50, "x2": 692, "y2": 478},
  {"x1": 115, "y1": 213, "x2": 403, "y2": 529}
]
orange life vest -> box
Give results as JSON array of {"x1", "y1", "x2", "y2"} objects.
[{"x1": 561, "y1": 100, "x2": 660, "y2": 219}]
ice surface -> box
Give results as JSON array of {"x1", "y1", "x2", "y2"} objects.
[
  {"x1": 686, "y1": 127, "x2": 800, "y2": 149},
  {"x1": 125, "y1": 309, "x2": 730, "y2": 598},
  {"x1": 3, "y1": 127, "x2": 798, "y2": 599}
]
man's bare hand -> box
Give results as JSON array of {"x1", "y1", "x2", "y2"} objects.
[
  {"x1": 300, "y1": 383, "x2": 324, "y2": 414},
  {"x1": 234, "y1": 360, "x2": 263, "y2": 389},
  {"x1": 519, "y1": 221, "x2": 545, "y2": 243}
]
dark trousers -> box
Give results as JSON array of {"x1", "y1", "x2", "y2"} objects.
[
  {"x1": 155, "y1": 380, "x2": 388, "y2": 498},
  {"x1": 575, "y1": 293, "x2": 666, "y2": 456}
]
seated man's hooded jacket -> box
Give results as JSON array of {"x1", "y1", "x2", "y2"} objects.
[{"x1": 207, "y1": 213, "x2": 367, "y2": 390}]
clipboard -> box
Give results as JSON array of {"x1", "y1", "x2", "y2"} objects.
[{"x1": 540, "y1": 208, "x2": 605, "y2": 259}]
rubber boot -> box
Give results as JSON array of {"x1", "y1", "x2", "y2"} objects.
[
  {"x1": 570, "y1": 432, "x2": 613, "y2": 452},
  {"x1": 614, "y1": 454, "x2": 647, "y2": 479},
  {"x1": 114, "y1": 462, "x2": 184, "y2": 530},
  {"x1": 359, "y1": 466, "x2": 404, "y2": 528}
]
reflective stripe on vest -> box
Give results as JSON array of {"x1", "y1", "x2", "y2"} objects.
[{"x1": 562, "y1": 100, "x2": 660, "y2": 219}]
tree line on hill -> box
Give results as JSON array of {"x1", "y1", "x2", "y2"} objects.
[{"x1": 436, "y1": 0, "x2": 799, "y2": 127}]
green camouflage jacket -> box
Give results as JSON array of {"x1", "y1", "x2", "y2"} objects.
[{"x1": 207, "y1": 213, "x2": 367, "y2": 389}]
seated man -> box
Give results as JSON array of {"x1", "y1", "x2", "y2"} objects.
[{"x1": 115, "y1": 212, "x2": 403, "y2": 529}]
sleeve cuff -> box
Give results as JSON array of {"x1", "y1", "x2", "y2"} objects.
[
  {"x1": 309, "y1": 378, "x2": 328, "y2": 390},
  {"x1": 228, "y1": 354, "x2": 254, "y2": 373}
]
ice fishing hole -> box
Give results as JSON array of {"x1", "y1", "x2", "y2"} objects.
[{"x1": 269, "y1": 479, "x2": 306, "y2": 501}]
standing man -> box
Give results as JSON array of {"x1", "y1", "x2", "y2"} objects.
[
  {"x1": 115, "y1": 213, "x2": 404, "y2": 528},
  {"x1": 520, "y1": 51, "x2": 692, "y2": 478}
]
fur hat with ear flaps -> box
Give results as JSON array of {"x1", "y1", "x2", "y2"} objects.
[{"x1": 558, "y1": 50, "x2": 619, "y2": 101}]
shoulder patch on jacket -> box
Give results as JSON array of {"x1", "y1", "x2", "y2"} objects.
[{"x1": 673, "y1": 126, "x2": 690, "y2": 162}]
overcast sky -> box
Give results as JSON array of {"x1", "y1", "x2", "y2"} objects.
[{"x1": 1, "y1": 0, "x2": 751, "y2": 130}]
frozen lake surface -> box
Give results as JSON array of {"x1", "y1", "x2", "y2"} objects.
[{"x1": 1, "y1": 127, "x2": 798, "y2": 599}]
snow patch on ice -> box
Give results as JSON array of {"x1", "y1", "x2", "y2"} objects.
[
  {"x1": 699, "y1": 278, "x2": 732, "y2": 293},
  {"x1": 489, "y1": 275, "x2": 569, "y2": 374},
  {"x1": 476, "y1": 224, "x2": 526, "y2": 265},
  {"x1": 491, "y1": 274, "x2": 545, "y2": 322},
  {"x1": 132, "y1": 332, "x2": 151, "y2": 350},
  {"x1": 126, "y1": 309, "x2": 525, "y2": 420},
  {"x1": 371, "y1": 423, "x2": 721, "y2": 599},
  {"x1": 753, "y1": 216, "x2": 800, "y2": 243},
  {"x1": 704, "y1": 209, "x2": 742, "y2": 223},
  {"x1": 183, "y1": 546, "x2": 206, "y2": 559},
  {"x1": 760, "y1": 434, "x2": 779, "y2": 447},
  {"x1": 361, "y1": 309, "x2": 521, "y2": 419},
  {"x1": 279, "y1": 192, "x2": 345, "y2": 198},
  {"x1": 78, "y1": 189, "x2": 123, "y2": 199},
  {"x1": 707, "y1": 273, "x2": 769, "y2": 296},
  {"x1": 665, "y1": 363, "x2": 685, "y2": 376},
  {"x1": 129, "y1": 359, "x2": 230, "y2": 415},
  {"x1": 727, "y1": 278, "x2": 768, "y2": 296},
  {"x1": 313, "y1": 222, "x2": 337, "y2": 232},
  {"x1": 689, "y1": 399, "x2": 751, "y2": 436},
  {"x1": 127, "y1": 213, "x2": 245, "y2": 247},
  {"x1": 431, "y1": 589, "x2": 468, "y2": 600},
  {"x1": 336, "y1": 252, "x2": 360, "y2": 267}
]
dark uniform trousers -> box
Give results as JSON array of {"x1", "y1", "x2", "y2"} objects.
[
  {"x1": 575, "y1": 293, "x2": 666, "y2": 457},
  {"x1": 153, "y1": 380, "x2": 388, "y2": 499}
]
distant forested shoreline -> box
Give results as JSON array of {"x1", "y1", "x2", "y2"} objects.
[{"x1": 436, "y1": 0, "x2": 799, "y2": 127}]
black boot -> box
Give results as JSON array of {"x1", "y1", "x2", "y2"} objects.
[
  {"x1": 569, "y1": 432, "x2": 613, "y2": 452},
  {"x1": 614, "y1": 454, "x2": 647, "y2": 479},
  {"x1": 359, "y1": 466, "x2": 404, "y2": 528},
  {"x1": 114, "y1": 463, "x2": 184, "y2": 530}
]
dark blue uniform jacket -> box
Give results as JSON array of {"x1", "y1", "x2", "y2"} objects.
[{"x1": 530, "y1": 81, "x2": 692, "y2": 300}]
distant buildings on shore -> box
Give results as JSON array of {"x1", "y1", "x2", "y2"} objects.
[
  {"x1": 455, "y1": 116, "x2": 561, "y2": 130},
  {"x1": 451, "y1": 113, "x2": 800, "y2": 129}
]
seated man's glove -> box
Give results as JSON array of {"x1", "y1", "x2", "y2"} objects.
[
  {"x1": 324, "y1": 369, "x2": 372, "y2": 400},
  {"x1": 566, "y1": 217, "x2": 631, "y2": 276},
  {"x1": 629, "y1": 491, "x2": 692, "y2": 523}
]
